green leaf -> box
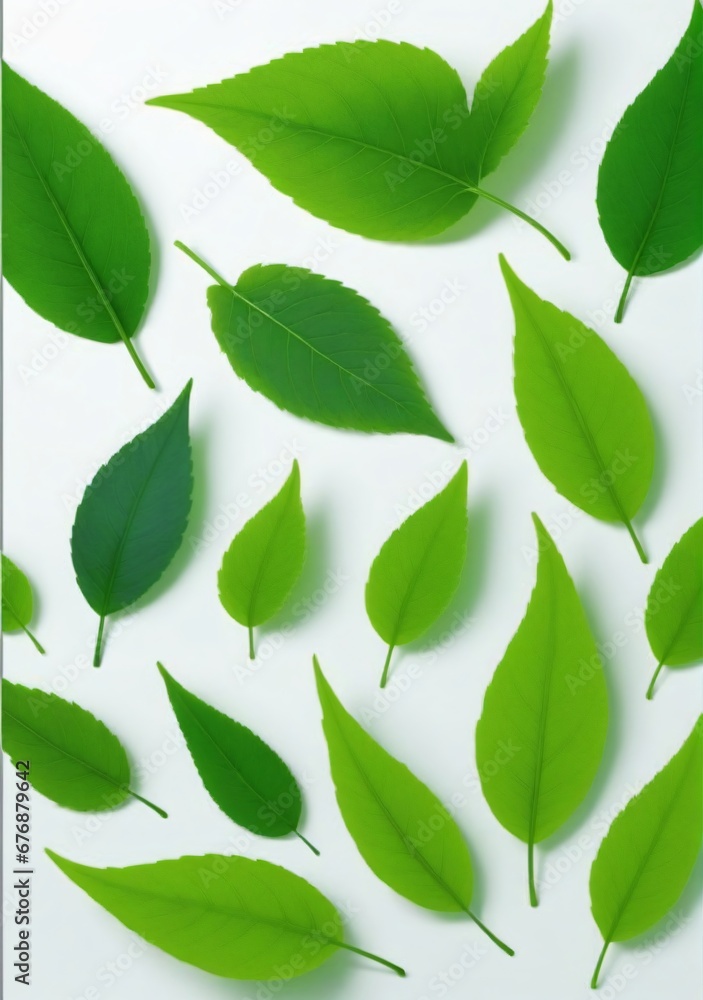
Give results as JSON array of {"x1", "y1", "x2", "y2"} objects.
[
  {"x1": 475, "y1": 513, "x2": 608, "y2": 906},
  {"x1": 596, "y1": 4, "x2": 703, "y2": 322},
  {"x1": 218, "y1": 461, "x2": 306, "y2": 658},
  {"x1": 465, "y1": 2, "x2": 552, "y2": 181},
  {"x1": 313, "y1": 657, "x2": 514, "y2": 956},
  {"x1": 645, "y1": 518, "x2": 703, "y2": 699},
  {"x1": 71, "y1": 381, "x2": 194, "y2": 667},
  {"x1": 1, "y1": 554, "x2": 45, "y2": 653},
  {"x1": 176, "y1": 243, "x2": 453, "y2": 442},
  {"x1": 2, "y1": 680, "x2": 166, "y2": 816},
  {"x1": 47, "y1": 850, "x2": 406, "y2": 978},
  {"x1": 589, "y1": 716, "x2": 702, "y2": 989},
  {"x1": 157, "y1": 662, "x2": 318, "y2": 854},
  {"x1": 148, "y1": 33, "x2": 570, "y2": 258},
  {"x1": 500, "y1": 255, "x2": 655, "y2": 563},
  {"x1": 365, "y1": 461, "x2": 468, "y2": 686},
  {"x1": 2, "y1": 63, "x2": 155, "y2": 387}
]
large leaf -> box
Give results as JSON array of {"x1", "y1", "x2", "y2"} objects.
[
  {"x1": 501, "y1": 255, "x2": 655, "y2": 563},
  {"x1": 2, "y1": 680, "x2": 166, "y2": 816},
  {"x1": 2, "y1": 63, "x2": 155, "y2": 386},
  {"x1": 645, "y1": 518, "x2": 703, "y2": 699},
  {"x1": 589, "y1": 717, "x2": 702, "y2": 988},
  {"x1": 365, "y1": 461, "x2": 468, "y2": 686},
  {"x1": 157, "y1": 663, "x2": 318, "y2": 853},
  {"x1": 465, "y1": 1, "x2": 552, "y2": 180},
  {"x1": 475, "y1": 513, "x2": 608, "y2": 906},
  {"x1": 314, "y1": 657, "x2": 514, "y2": 956},
  {"x1": 1, "y1": 554, "x2": 45, "y2": 653},
  {"x1": 71, "y1": 381, "x2": 193, "y2": 666},
  {"x1": 596, "y1": 4, "x2": 703, "y2": 322},
  {"x1": 47, "y1": 851, "x2": 405, "y2": 978},
  {"x1": 218, "y1": 461, "x2": 306, "y2": 658},
  {"x1": 148, "y1": 19, "x2": 570, "y2": 258},
  {"x1": 177, "y1": 243, "x2": 452, "y2": 441}
]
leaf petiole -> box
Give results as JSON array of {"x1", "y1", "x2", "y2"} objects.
[
  {"x1": 528, "y1": 838, "x2": 538, "y2": 907},
  {"x1": 93, "y1": 615, "x2": 106, "y2": 667},
  {"x1": 174, "y1": 240, "x2": 231, "y2": 288},
  {"x1": 591, "y1": 938, "x2": 611, "y2": 989},
  {"x1": 331, "y1": 940, "x2": 406, "y2": 976},
  {"x1": 469, "y1": 185, "x2": 571, "y2": 261},
  {"x1": 294, "y1": 830, "x2": 321, "y2": 856},
  {"x1": 614, "y1": 271, "x2": 635, "y2": 324},
  {"x1": 126, "y1": 788, "x2": 168, "y2": 818},
  {"x1": 21, "y1": 624, "x2": 45, "y2": 655},
  {"x1": 380, "y1": 644, "x2": 395, "y2": 688},
  {"x1": 248, "y1": 625, "x2": 256, "y2": 660},
  {"x1": 466, "y1": 908, "x2": 515, "y2": 956},
  {"x1": 622, "y1": 516, "x2": 647, "y2": 563},
  {"x1": 646, "y1": 659, "x2": 665, "y2": 700}
]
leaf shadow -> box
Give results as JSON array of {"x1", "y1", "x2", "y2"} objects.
[
  {"x1": 397, "y1": 495, "x2": 492, "y2": 669},
  {"x1": 421, "y1": 46, "x2": 581, "y2": 247},
  {"x1": 259, "y1": 504, "x2": 331, "y2": 641},
  {"x1": 636, "y1": 383, "x2": 668, "y2": 530}
]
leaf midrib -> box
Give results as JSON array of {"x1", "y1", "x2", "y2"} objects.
[
  {"x1": 600, "y1": 737, "x2": 698, "y2": 946},
  {"x1": 5, "y1": 104, "x2": 131, "y2": 344},
  {"x1": 512, "y1": 279, "x2": 635, "y2": 530},
  {"x1": 620, "y1": 53, "x2": 695, "y2": 282},
  {"x1": 325, "y1": 690, "x2": 470, "y2": 912},
  {"x1": 652, "y1": 578, "x2": 703, "y2": 667},
  {"x1": 167, "y1": 680, "x2": 297, "y2": 835},
  {"x1": 244, "y1": 479, "x2": 298, "y2": 626},
  {"x1": 6, "y1": 708, "x2": 127, "y2": 797}
]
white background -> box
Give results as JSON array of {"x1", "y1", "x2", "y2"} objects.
[{"x1": 2, "y1": 0, "x2": 702, "y2": 998}]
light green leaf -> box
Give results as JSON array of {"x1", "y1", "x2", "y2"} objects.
[
  {"x1": 177, "y1": 243, "x2": 453, "y2": 442},
  {"x1": 218, "y1": 461, "x2": 306, "y2": 658},
  {"x1": 365, "y1": 462, "x2": 468, "y2": 686},
  {"x1": 314, "y1": 657, "x2": 514, "y2": 956},
  {"x1": 645, "y1": 518, "x2": 703, "y2": 699},
  {"x1": 2, "y1": 63, "x2": 155, "y2": 387},
  {"x1": 1, "y1": 554, "x2": 45, "y2": 653},
  {"x1": 597, "y1": 3, "x2": 703, "y2": 322},
  {"x1": 157, "y1": 663, "x2": 318, "y2": 853},
  {"x1": 589, "y1": 716, "x2": 702, "y2": 988},
  {"x1": 148, "y1": 36, "x2": 570, "y2": 257},
  {"x1": 47, "y1": 851, "x2": 405, "y2": 979},
  {"x1": 71, "y1": 381, "x2": 194, "y2": 666},
  {"x1": 501, "y1": 255, "x2": 655, "y2": 563},
  {"x1": 2, "y1": 680, "x2": 166, "y2": 816},
  {"x1": 475, "y1": 513, "x2": 608, "y2": 906},
  {"x1": 465, "y1": 2, "x2": 552, "y2": 180}
]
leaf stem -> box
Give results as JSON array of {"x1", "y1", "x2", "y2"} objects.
[
  {"x1": 120, "y1": 335, "x2": 156, "y2": 389},
  {"x1": 528, "y1": 839, "x2": 538, "y2": 907},
  {"x1": 248, "y1": 626, "x2": 256, "y2": 660},
  {"x1": 331, "y1": 940, "x2": 406, "y2": 976},
  {"x1": 646, "y1": 659, "x2": 666, "y2": 700},
  {"x1": 126, "y1": 788, "x2": 168, "y2": 818},
  {"x1": 294, "y1": 829, "x2": 321, "y2": 856},
  {"x1": 614, "y1": 271, "x2": 635, "y2": 324},
  {"x1": 470, "y1": 185, "x2": 571, "y2": 260},
  {"x1": 379, "y1": 644, "x2": 395, "y2": 688},
  {"x1": 621, "y1": 516, "x2": 648, "y2": 564},
  {"x1": 93, "y1": 615, "x2": 106, "y2": 667},
  {"x1": 174, "y1": 240, "x2": 231, "y2": 288},
  {"x1": 591, "y1": 938, "x2": 611, "y2": 989},
  {"x1": 466, "y1": 909, "x2": 515, "y2": 956},
  {"x1": 21, "y1": 624, "x2": 45, "y2": 655}
]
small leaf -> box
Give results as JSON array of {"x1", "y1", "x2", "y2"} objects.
[
  {"x1": 465, "y1": 1, "x2": 552, "y2": 180},
  {"x1": 71, "y1": 381, "x2": 194, "y2": 666},
  {"x1": 475, "y1": 513, "x2": 608, "y2": 906},
  {"x1": 645, "y1": 518, "x2": 703, "y2": 699},
  {"x1": 157, "y1": 662, "x2": 318, "y2": 854},
  {"x1": 365, "y1": 462, "x2": 468, "y2": 686},
  {"x1": 1, "y1": 554, "x2": 45, "y2": 653},
  {"x1": 177, "y1": 243, "x2": 453, "y2": 442},
  {"x1": 589, "y1": 716, "x2": 702, "y2": 988},
  {"x1": 501, "y1": 255, "x2": 655, "y2": 562},
  {"x1": 2, "y1": 63, "x2": 155, "y2": 386},
  {"x1": 148, "y1": 34, "x2": 570, "y2": 257},
  {"x1": 597, "y1": 4, "x2": 703, "y2": 322},
  {"x1": 314, "y1": 657, "x2": 514, "y2": 956},
  {"x1": 47, "y1": 851, "x2": 406, "y2": 978},
  {"x1": 2, "y1": 680, "x2": 166, "y2": 816},
  {"x1": 218, "y1": 461, "x2": 306, "y2": 658}
]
